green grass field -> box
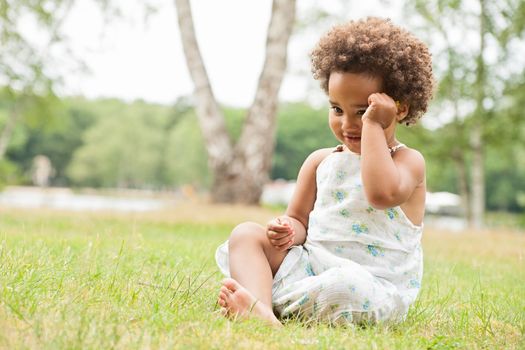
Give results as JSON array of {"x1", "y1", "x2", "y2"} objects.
[{"x1": 1, "y1": 206, "x2": 524, "y2": 349}]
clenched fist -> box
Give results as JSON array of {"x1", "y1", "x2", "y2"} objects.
[
  {"x1": 362, "y1": 93, "x2": 399, "y2": 129},
  {"x1": 266, "y1": 216, "x2": 295, "y2": 251}
]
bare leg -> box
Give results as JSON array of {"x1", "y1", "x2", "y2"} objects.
[{"x1": 217, "y1": 222, "x2": 289, "y2": 325}]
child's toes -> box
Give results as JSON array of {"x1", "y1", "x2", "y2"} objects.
[
  {"x1": 218, "y1": 292, "x2": 228, "y2": 304},
  {"x1": 222, "y1": 278, "x2": 240, "y2": 293},
  {"x1": 218, "y1": 297, "x2": 224, "y2": 307}
]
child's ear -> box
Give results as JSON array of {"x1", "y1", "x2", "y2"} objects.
[{"x1": 396, "y1": 102, "x2": 409, "y2": 122}]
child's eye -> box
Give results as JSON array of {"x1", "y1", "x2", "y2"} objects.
[
  {"x1": 330, "y1": 106, "x2": 343, "y2": 115},
  {"x1": 356, "y1": 108, "x2": 367, "y2": 116}
]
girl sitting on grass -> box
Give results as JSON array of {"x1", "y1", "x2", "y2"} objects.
[{"x1": 215, "y1": 17, "x2": 435, "y2": 326}]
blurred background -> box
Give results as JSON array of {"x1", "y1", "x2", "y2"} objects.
[{"x1": 0, "y1": 0, "x2": 524, "y2": 230}]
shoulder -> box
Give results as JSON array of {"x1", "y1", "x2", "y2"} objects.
[
  {"x1": 393, "y1": 147, "x2": 426, "y2": 181},
  {"x1": 394, "y1": 147, "x2": 425, "y2": 166},
  {"x1": 301, "y1": 147, "x2": 335, "y2": 170}
]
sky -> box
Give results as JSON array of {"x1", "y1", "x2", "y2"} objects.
[{"x1": 57, "y1": 0, "x2": 404, "y2": 108}]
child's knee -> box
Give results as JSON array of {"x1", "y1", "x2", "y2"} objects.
[{"x1": 229, "y1": 222, "x2": 266, "y2": 249}]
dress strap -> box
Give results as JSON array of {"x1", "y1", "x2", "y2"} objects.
[
  {"x1": 334, "y1": 144, "x2": 406, "y2": 154},
  {"x1": 333, "y1": 145, "x2": 345, "y2": 153},
  {"x1": 389, "y1": 143, "x2": 406, "y2": 154}
]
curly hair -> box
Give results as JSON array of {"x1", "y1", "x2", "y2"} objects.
[{"x1": 311, "y1": 17, "x2": 435, "y2": 125}]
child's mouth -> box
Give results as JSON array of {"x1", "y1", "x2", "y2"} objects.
[{"x1": 344, "y1": 135, "x2": 361, "y2": 143}]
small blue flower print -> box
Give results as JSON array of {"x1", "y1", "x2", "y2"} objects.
[
  {"x1": 339, "y1": 208, "x2": 350, "y2": 217},
  {"x1": 362, "y1": 299, "x2": 370, "y2": 310},
  {"x1": 352, "y1": 223, "x2": 368, "y2": 235},
  {"x1": 409, "y1": 279, "x2": 421, "y2": 289},
  {"x1": 367, "y1": 244, "x2": 385, "y2": 257},
  {"x1": 394, "y1": 231, "x2": 402, "y2": 242},
  {"x1": 385, "y1": 208, "x2": 399, "y2": 220},
  {"x1": 336, "y1": 170, "x2": 346, "y2": 181},
  {"x1": 333, "y1": 190, "x2": 347, "y2": 203}
]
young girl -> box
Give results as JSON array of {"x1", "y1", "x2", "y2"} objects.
[{"x1": 215, "y1": 17, "x2": 434, "y2": 326}]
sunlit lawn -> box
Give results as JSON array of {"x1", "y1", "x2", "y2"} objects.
[{"x1": 1, "y1": 205, "x2": 524, "y2": 349}]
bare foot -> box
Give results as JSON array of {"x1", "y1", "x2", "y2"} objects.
[{"x1": 217, "y1": 278, "x2": 282, "y2": 327}]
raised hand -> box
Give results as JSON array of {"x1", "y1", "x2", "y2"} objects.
[
  {"x1": 266, "y1": 216, "x2": 295, "y2": 251},
  {"x1": 362, "y1": 93, "x2": 399, "y2": 129}
]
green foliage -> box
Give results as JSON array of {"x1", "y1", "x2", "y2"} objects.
[
  {"x1": 404, "y1": 0, "x2": 525, "y2": 218},
  {"x1": 0, "y1": 87, "x2": 64, "y2": 186},
  {"x1": 272, "y1": 103, "x2": 336, "y2": 180},
  {"x1": 62, "y1": 99, "x2": 247, "y2": 190},
  {"x1": 396, "y1": 124, "x2": 459, "y2": 193},
  {"x1": 1, "y1": 93, "x2": 523, "y2": 214},
  {"x1": 0, "y1": 159, "x2": 23, "y2": 188},
  {"x1": 67, "y1": 100, "x2": 170, "y2": 188},
  {"x1": 164, "y1": 110, "x2": 210, "y2": 188},
  {"x1": 6, "y1": 97, "x2": 94, "y2": 185},
  {"x1": 222, "y1": 106, "x2": 245, "y2": 143}
]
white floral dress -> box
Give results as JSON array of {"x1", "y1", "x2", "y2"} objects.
[{"x1": 216, "y1": 147, "x2": 424, "y2": 325}]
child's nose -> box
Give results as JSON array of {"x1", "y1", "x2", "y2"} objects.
[{"x1": 342, "y1": 115, "x2": 361, "y2": 129}]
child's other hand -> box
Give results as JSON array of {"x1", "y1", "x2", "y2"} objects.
[
  {"x1": 266, "y1": 216, "x2": 295, "y2": 251},
  {"x1": 362, "y1": 93, "x2": 398, "y2": 129}
]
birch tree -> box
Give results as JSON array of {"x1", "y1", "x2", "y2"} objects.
[
  {"x1": 175, "y1": 0, "x2": 296, "y2": 204},
  {"x1": 406, "y1": 0, "x2": 525, "y2": 228}
]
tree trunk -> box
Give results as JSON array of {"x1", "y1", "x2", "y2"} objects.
[
  {"x1": 0, "y1": 109, "x2": 18, "y2": 160},
  {"x1": 469, "y1": 0, "x2": 487, "y2": 229},
  {"x1": 174, "y1": 0, "x2": 233, "y2": 170},
  {"x1": 175, "y1": 0, "x2": 296, "y2": 204},
  {"x1": 452, "y1": 147, "x2": 470, "y2": 221},
  {"x1": 470, "y1": 125, "x2": 484, "y2": 228},
  {"x1": 451, "y1": 83, "x2": 470, "y2": 221}
]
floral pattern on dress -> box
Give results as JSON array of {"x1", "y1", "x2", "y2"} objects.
[
  {"x1": 334, "y1": 245, "x2": 345, "y2": 254},
  {"x1": 394, "y1": 230, "x2": 402, "y2": 242},
  {"x1": 339, "y1": 208, "x2": 350, "y2": 218},
  {"x1": 352, "y1": 223, "x2": 369, "y2": 235},
  {"x1": 385, "y1": 208, "x2": 399, "y2": 220},
  {"x1": 336, "y1": 169, "x2": 347, "y2": 182},
  {"x1": 332, "y1": 189, "x2": 347, "y2": 203},
  {"x1": 367, "y1": 244, "x2": 385, "y2": 257},
  {"x1": 409, "y1": 279, "x2": 421, "y2": 289}
]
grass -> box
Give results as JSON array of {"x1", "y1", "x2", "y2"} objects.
[{"x1": 0, "y1": 205, "x2": 524, "y2": 349}]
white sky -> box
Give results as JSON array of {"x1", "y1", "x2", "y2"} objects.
[{"x1": 57, "y1": 0, "x2": 404, "y2": 108}]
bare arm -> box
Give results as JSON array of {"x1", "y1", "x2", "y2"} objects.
[
  {"x1": 266, "y1": 148, "x2": 332, "y2": 250},
  {"x1": 360, "y1": 93, "x2": 425, "y2": 209},
  {"x1": 286, "y1": 149, "x2": 332, "y2": 245}
]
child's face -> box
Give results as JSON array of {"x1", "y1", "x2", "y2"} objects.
[{"x1": 328, "y1": 71, "x2": 394, "y2": 154}]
